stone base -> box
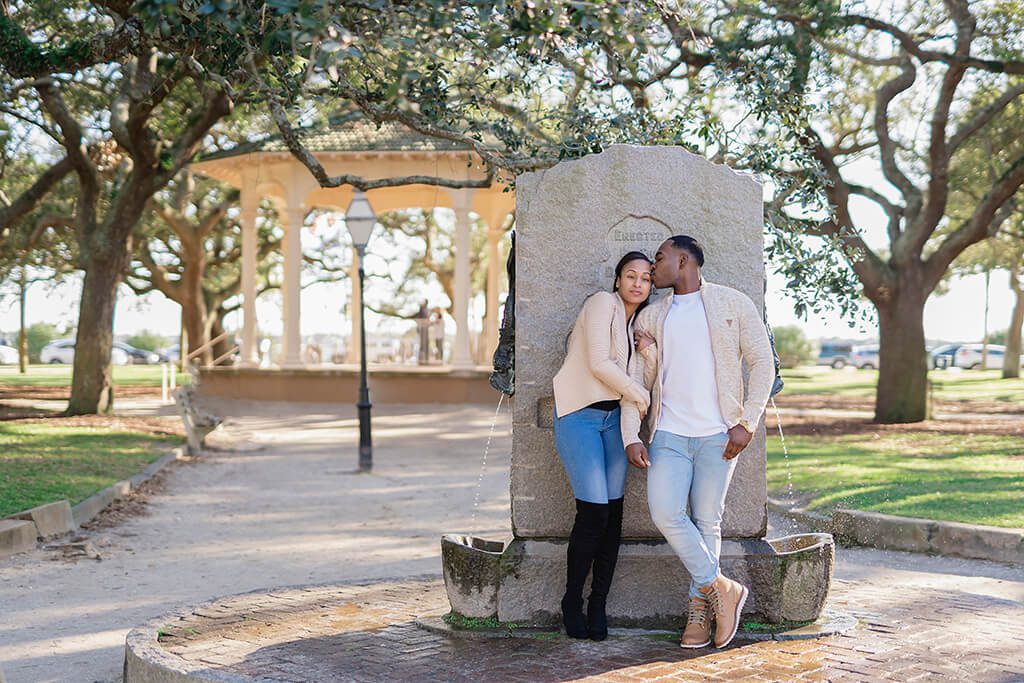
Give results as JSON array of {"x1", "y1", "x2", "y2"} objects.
[{"x1": 442, "y1": 533, "x2": 834, "y2": 628}]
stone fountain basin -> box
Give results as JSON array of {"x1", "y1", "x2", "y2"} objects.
[{"x1": 441, "y1": 532, "x2": 834, "y2": 627}]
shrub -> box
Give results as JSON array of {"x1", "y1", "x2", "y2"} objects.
[
  {"x1": 773, "y1": 325, "x2": 814, "y2": 368},
  {"x1": 26, "y1": 322, "x2": 61, "y2": 363},
  {"x1": 126, "y1": 330, "x2": 166, "y2": 352}
]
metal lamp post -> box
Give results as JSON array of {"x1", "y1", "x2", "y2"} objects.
[{"x1": 345, "y1": 190, "x2": 376, "y2": 472}]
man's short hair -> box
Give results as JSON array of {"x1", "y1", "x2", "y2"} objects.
[{"x1": 668, "y1": 235, "x2": 705, "y2": 267}]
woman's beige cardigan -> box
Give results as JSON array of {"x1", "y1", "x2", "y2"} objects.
[{"x1": 552, "y1": 291, "x2": 651, "y2": 418}]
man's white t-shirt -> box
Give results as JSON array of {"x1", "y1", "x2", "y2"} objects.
[{"x1": 658, "y1": 291, "x2": 728, "y2": 438}]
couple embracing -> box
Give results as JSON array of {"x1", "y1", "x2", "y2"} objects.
[{"x1": 551, "y1": 235, "x2": 774, "y2": 648}]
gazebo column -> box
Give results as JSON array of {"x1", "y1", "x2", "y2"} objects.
[
  {"x1": 452, "y1": 191, "x2": 475, "y2": 370},
  {"x1": 281, "y1": 206, "x2": 305, "y2": 368},
  {"x1": 346, "y1": 245, "x2": 361, "y2": 365},
  {"x1": 239, "y1": 187, "x2": 259, "y2": 367},
  {"x1": 484, "y1": 222, "x2": 503, "y2": 364}
]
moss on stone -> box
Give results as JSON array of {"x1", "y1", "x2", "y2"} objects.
[
  {"x1": 740, "y1": 618, "x2": 814, "y2": 633},
  {"x1": 444, "y1": 611, "x2": 520, "y2": 632}
]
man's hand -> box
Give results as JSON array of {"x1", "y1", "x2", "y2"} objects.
[
  {"x1": 626, "y1": 442, "x2": 650, "y2": 469},
  {"x1": 723, "y1": 425, "x2": 752, "y2": 460},
  {"x1": 634, "y1": 329, "x2": 656, "y2": 352}
]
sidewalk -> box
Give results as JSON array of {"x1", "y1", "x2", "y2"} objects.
[{"x1": 1, "y1": 400, "x2": 1022, "y2": 682}]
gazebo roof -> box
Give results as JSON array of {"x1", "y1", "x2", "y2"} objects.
[
  {"x1": 189, "y1": 114, "x2": 514, "y2": 224},
  {"x1": 200, "y1": 114, "x2": 474, "y2": 163}
]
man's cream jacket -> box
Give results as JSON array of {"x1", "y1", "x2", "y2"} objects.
[{"x1": 621, "y1": 280, "x2": 774, "y2": 447}]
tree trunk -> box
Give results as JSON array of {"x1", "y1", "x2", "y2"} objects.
[
  {"x1": 180, "y1": 289, "x2": 209, "y2": 367},
  {"x1": 18, "y1": 267, "x2": 27, "y2": 374},
  {"x1": 208, "y1": 314, "x2": 231, "y2": 365},
  {"x1": 68, "y1": 249, "x2": 128, "y2": 415},
  {"x1": 1004, "y1": 268, "x2": 1023, "y2": 379},
  {"x1": 178, "y1": 243, "x2": 210, "y2": 366},
  {"x1": 874, "y1": 288, "x2": 930, "y2": 423}
]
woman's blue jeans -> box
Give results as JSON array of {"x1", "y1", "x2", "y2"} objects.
[
  {"x1": 553, "y1": 407, "x2": 627, "y2": 504},
  {"x1": 646, "y1": 429, "x2": 737, "y2": 598}
]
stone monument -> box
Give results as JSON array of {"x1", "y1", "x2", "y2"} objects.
[{"x1": 442, "y1": 145, "x2": 833, "y2": 627}]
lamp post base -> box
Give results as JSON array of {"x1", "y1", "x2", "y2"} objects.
[{"x1": 357, "y1": 399, "x2": 372, "y2": 472}]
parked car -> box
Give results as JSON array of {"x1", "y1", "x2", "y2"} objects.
[
  {"x1": 953, "y1": 344, "x2": 1022, "y2": 370},
  {"x1": 40, "y1": 339, "x2": 75, "y2": 364},
  {"x1": 0, "y1": 344, "x2": 19, "y2": 365},
  {"x1": 160, "y1": 344, "x2": 181, "y2": 362},
  {"x1": 850, "y1": 344, "x2": 879, "y2": 370},
  {"x1": 114, "y1": 341, "x2": 161, "y2": 364},
  {"x1": 816, "y1": 341, "x2": 854, "y2": 369},
  {"x1": 40, "y1": 339, "x2": 129, "y2": 365},
  {"x1": 929, "y1": 343, "x2": 961, "y2": 369}
]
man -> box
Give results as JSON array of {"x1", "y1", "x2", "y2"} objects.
[{"x1": 621, "y1": 235, "x2": 774, "y2": 649}]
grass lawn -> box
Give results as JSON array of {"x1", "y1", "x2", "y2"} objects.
[
  {"x1": 767, "y1": 431, "x2": 1024, "y2": 528},
  {"x1": 0, "y1": 421, "x2": 182, "y2": 517},
  {"x1": 0, "y1": 364, "x2": 188, "y2": 388},
  {"x1": 780, "y1": 366, "x2": 1024, "y2": 405}
]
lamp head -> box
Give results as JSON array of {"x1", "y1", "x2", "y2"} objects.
[{"x1": 344, "y1": 190, "x2": 376, "y2": 250}]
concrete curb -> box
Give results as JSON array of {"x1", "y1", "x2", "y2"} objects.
[
  {"x1": 70, "y1": 447, "x2": 187, "y2": 527},
  {"x1": 768, "y1": 498, "x2": 1024, "y2": 565},
  {"x1": 1, "y1": 447, "x2": 187, "y2": 560},
  {"x1": 0, "y1": 520, "x2": 37, "y2": 559},
  {"x1": 9, "y1": 500, "x2": 75, "y2": 539},
  {"x1": 124, "y1": 575, "x2": 441, "y2": 683}
]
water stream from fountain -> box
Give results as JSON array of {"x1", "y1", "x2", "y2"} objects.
[
  {"x1": 770, "y1": 396, "x2": 795, "y2": 501},
  {"x1": 470, "y1": 392, "x2": 507, "y2": 533}
]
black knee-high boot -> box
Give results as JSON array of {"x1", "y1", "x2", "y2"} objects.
[
  {"x1": 587, "y1": 497, "x2": 623, "y2": 641},
  {"x1": 562, "y1": 499, "x2": 610, "y2": 639}
]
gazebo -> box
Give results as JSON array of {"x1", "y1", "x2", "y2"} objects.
[{"x1": 188, "y1": 116, "x2": 515, "y2": 402}]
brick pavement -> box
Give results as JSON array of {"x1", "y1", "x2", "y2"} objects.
[{"x1": 144, "y1": 576, "x2": 1024, "y2": 682}]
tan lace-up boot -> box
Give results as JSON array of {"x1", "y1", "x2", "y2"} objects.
[
  {"x1": 700, "y1": 574, "x2": 749, "y2": 648},
  {"x1": 679, "y1": 596, "x2": 711, "y2": 648}
]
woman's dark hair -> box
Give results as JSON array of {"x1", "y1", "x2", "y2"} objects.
[
  {"x1": 563, "y1": 251, "x2": 654, "y2": 354},
  {"x1": 612, "y1": 250, "x2": 654, "y2": 323}
]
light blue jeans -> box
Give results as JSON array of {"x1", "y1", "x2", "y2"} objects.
[
  {"x1": 646, "y1": 429, "x2": 737, "y2": 597},
  {"x1": 553, "y1": 407, "x2": 628, "y2": 504}
]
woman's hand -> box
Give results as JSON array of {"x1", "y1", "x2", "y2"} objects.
[{"x1": 635, "y1": 329, "x2": 656, "y2": 353}]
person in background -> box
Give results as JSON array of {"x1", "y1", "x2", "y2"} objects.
[{"x1": 429, "y1": 307, "x2": 445, "y2": 363}]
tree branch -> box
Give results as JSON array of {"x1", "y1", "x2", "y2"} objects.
[
  {"x1": 0, "y1": 12, "x2": 144, "y2": 79},
  {"x1": 0, "y1": 156, "x2": 73, "y2": 231},
  {"x1": 873, "y1": 56, "x2": 920, "y2": 213},
  {"x1": 34, "y1": 79, "x2": 101, "y2": 237},
  {"x1": 948, "y1": 83, "x2": 1024, "y2": 154},
  {"x1": 910, "y1": 0, "x2": 974, "y2": 258},
  {"x1": 804, "y1": 126, "x2": 890, "y2": 293},
  {"x1": 925, "y1": 151, "x2": 1024, "y2": 287},
  {"x1": 840, "y1": 13, "x2": 1024, "y2": 75},
  {"x1": 135, "y1": 238, "x2": 181, "y2": 300},
  {"x1": 156, "y1": 87, "x2": 233, "y2": 186}
]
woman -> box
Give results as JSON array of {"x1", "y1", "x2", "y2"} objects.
[{"x1": 551, "y1": 251, "x2": 653, "y2": 641}]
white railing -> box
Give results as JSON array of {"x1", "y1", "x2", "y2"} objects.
[
  {"x1": 186, "y1": 331, "x2": 231, "y2": 364},
  {"x1": 160, "y1": 331, "x2": 238, "y2": 404},
  {"x1": 160, "y1": 362, "x2": 177, "y2": 404}
]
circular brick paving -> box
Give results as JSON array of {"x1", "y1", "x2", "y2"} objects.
[{"x1": 126, "y1": 576, "x2": 1024, "y2": 682}]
